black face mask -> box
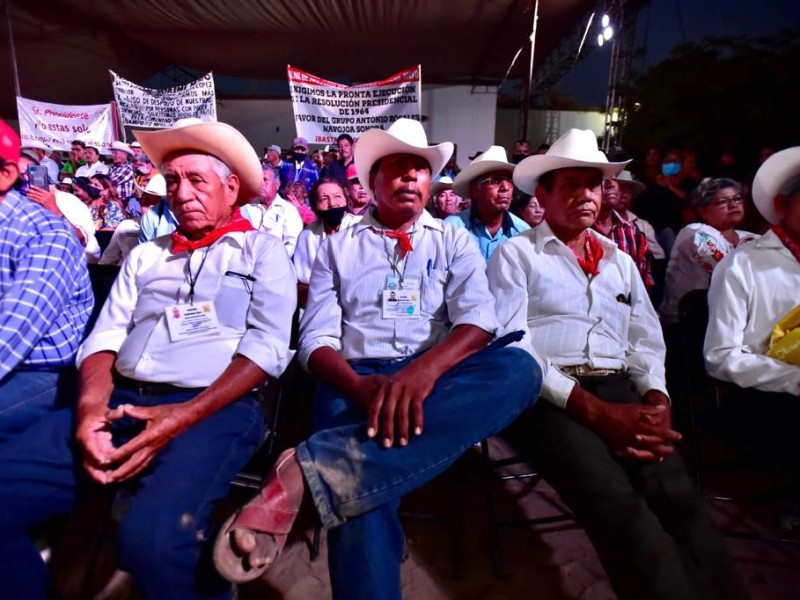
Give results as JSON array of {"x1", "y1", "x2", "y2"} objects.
[
  {"x1": 511, "y1": 153, "x2": 528, "y2": 164},
  {"x1": 318, "y1": 206, "x2": 347, "y2": 229},
  {"x1": 293, "y1": 151, "x2": 307, "y2": 162}
]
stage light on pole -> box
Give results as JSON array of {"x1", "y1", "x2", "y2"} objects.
[
  {"x1": 601, "y1": 14, "x2": 610, "y2": 28},
  {"x1": 603, "y1": 26, "x2": 614, "y2": 41},
  {"x1": 597, "y1": 33, "x2": 604, "y2": 47}
]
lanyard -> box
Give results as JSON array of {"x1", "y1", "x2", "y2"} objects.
[
  {"x1": 186, "y1": 247, "x2": 210, "y2": 305},
  {"x1": 377, "y1": 225, "x2": 415, "y2": 285}
]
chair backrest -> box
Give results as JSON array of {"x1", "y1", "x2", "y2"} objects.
[{"x1": 85, "y1": 264, "x2": 121, "y2": 337}]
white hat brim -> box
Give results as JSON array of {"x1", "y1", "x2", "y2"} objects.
[
  {"x1": 752, "y1": 147, "x2": 800, "y2": 225},
  {"x1": 452, "y1": 160, "x2": 514, "y2": 198},
  {"x1": 513, "y1": 155, "x2": 630, "y2": 195},
  {"x1": 133, "y1": 122, "x2": 262, "y2": 204},
  {"x1": 354, "y1": 128, "x2": 453, "y2": 199},
  {"x1": 111, "y1": 144, "x2": 135, "y2": 157}
]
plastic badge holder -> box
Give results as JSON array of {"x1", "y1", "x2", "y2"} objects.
[{"x1": 767, "y1": 304, "x2": 800, "y2": 366}]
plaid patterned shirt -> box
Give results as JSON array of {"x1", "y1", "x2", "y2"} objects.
[
  {"x1": 108, "y1": 161, "x2": 136, "y2": 202},
  {"x1": 594, "y1": 210, "x2": 654, "y2": 287},
  {"x1": 0, "y1": 190, "x2": 93, "y2": 379}
]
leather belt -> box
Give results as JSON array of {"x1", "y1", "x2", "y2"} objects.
[
  {"x1": 561, "y1": 365, "x2": 623, "y2": 377},
  {"x1": 113, "y1": 374, "x2": 191, "y2": 396}
]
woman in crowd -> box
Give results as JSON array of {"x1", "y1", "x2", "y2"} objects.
[
  {"x1": 427, "y1": 176, "x2": 460, "y2": 219},
  {"x1": 293, "y1": 178, "x2": 360, "y2": 308},
  {"x1": 72, "y1": 176, "x2": 106, "y2": 230},
  {"x1": 89, "y1": 174, "x2": 126, "y2": 230},
  {"x1": 659, "y1": 177, "x2": 758, "y2": 324},
  {"x1": 285, "y1": 181, "x2": 317, "y2": 226},
  {"x1": 510, "y1": 194, "x2": 545, "y2": 228}
]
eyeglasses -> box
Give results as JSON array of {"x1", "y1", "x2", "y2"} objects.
[
  {"x1": 478, "y1": 175, "x2": 512, "y2": 188},
  {"x1": 709, "y1": 194, "x2": 744, "y2": 208}
]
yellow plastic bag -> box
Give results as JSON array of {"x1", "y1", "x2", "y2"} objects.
[{"x1": 767, "y1": 304, "x2": 800, "y2": 365}]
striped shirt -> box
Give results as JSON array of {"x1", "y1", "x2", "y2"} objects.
[
  {"x1": 593, "y1": 210, "x2": 654, "y2": 287},
  {"x1": 0, "y1": 190, "x2": 93, "y2": 379}
]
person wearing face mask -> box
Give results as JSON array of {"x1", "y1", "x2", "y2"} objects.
[
  {"x1": 445, "y1": 145, "x2": 529, "y2": 260},
  {"x1": 632, "y1": 148, "x2": 687, "y2": 257},
  {"x1": 240, "y1": 165, "x2": 303, "y2": 257},
  {"x1": 279, "y1": 136, "x2": 319, "y2": 194},
  {"x1": 293, "y1": 177, "x2": 361, "y2": 308}
]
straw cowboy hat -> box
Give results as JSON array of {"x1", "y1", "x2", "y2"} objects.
[
  {"x1": 110, "y1": 141, "x2": 135, "y2": 157},
  {"x1": 354, "y1": 118, "x2": 453, "y2": 197},
  {"x1": 430, "y1": 175, "x2": 455, "y2": 200},
  {"x1": 615, "y1": 169, "x2": 646, "y2": 197},
  {"x1": 452, "y1": 145, "x2": 515, "y2": 198},
  {"x1": 21, "y1": 140, "x2": 50, "y2": 152},
  {"x1": 752, "y1": 146, "x2": 800, "y2": 225},
  {"x1": 513, "y1": 129, "x2": 630, "y2": 195},
  {"x1": 133, "y1": 118, "x2": 262, "y2": 203}
]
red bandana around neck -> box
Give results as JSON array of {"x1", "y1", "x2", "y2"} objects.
[
  {"x1": 372, "y1": 227, "x2": 414, "y2": 258},
  {"x1": 171, "y1": 208, "x2": 254, "y2": 254},
  {"x1": 575, "y1": 232, "x2": 604, "y2": 277},
  {"x1": 772, "y1": 225, "x2": 800, "y2": 263}
]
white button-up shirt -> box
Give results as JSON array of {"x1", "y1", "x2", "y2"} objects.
[
  {"x1": 660, "y1": 223, "x2": 758, "y2": 324},
  {"x1": 298, "y1": 208, "x2": 499, "y2": 369},
  {"x1": 487, "y1": 221, "x2": 668, "y2": 408},
  {"x1": 240, "y1": 195, "x2": 303, "y2": 257},
  {"x1": 292, "y1": 213, "x2": 361, "y2": 284},
  {"x1": 704, "y1": 229, "x2": 800, "y2": 394},
  {"x1": 77, "y1": 231, "x2": 296, "y2": 387}
]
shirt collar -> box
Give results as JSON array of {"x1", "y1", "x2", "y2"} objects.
[
  {"x1": 535, "y1": 219, "x2": 618, "y2": 257},
  {"x1": 353, "y1": 206, "x2": 444, "y2": 234},
  {"x1": 468, "y1": 203, "x2": 518, "y2": 236},
  {"x1": 756, "y1": 228, "x2": 789, "y2": 249}
]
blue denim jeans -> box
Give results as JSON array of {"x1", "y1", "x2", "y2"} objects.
[
  {"x1": 296, "y1": 344, "x2": 541, "y2": 600},
  {"x1": 0, "y1": 385, "x2": 264, "y2": 600},
  {"x1": 0, "y1": 369, "x2": 75, "y2": 444}
]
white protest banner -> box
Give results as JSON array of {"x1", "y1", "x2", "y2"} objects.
[
  {"x1": 288, "y1": 65, "x2": 421, "y2": 144},
  {"x1": 16, "y1": 97, "x2": 117, "y2": 151},
  {"x1": 111, "y1": 70, "x2": 217, "y2": 129}
]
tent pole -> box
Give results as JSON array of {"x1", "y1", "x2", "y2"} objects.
[
  {"x1": 5, "y1": 0, "x2": 21, "y2": 98},
  {"x1": 520, "y1": 0, "x2": 539, "y2": 141}
]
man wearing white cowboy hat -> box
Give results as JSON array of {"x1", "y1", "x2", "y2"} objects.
[
  {"x1": 0, "y1": 118, "x2": 297, "y2": 599},
  {"x1": 488, "y1": 128, "x2": 744, "y2": 600},
  {"x1": 100, "y1": 174, "x2": 168, "y2": 265},
  {"x1": 21, "y1": 139, "x2": 60, "y2": 182},
  {"x1": 213, "y1": 118, "x2": 540, "y2": 597},
  {"x1": 614, "y1": 169, "x2": 665, "y2": 261},
  {"x1": 445, "y1": 145, "x2": 529, "y2": 259},
  {"x1": 428, "y1": 175, "x2": 460, "y2": 219},
  {"x1": 705, "y1": 146, "x2": 800, "y2": 465},
  {"x1": 108, "y1": 140, "x2": 137, "y2": 212}
]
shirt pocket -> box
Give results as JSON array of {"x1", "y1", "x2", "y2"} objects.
[
  {"x1": 602, "y1": 294, "x2": 632, "y2": 345},
  {"x1": 215, "y1": 274, "x2": 252, "y2": 330},
  {"x1": 421, "y1": 268, "x2": 448, "y2": 317}
]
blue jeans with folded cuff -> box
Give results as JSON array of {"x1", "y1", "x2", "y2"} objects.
[
  {"x1": 296, "y1": 343, "x2": 541, "y2": 600},
  {"x1": 0, "y1": 385, "x2": 263, "y2": 600}
]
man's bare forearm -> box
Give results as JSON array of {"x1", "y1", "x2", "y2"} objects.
[{"x1": 78, "y1": 351, "x2": 117, "y2": 420}]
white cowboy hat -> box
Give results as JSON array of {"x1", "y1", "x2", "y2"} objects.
[
  {"x1": 430, "y1": 175, "x2": 455, "y2": 200},
  {"x1": 615, "y1": 169, "x2": 645, "y2": 197},
  {"x1": 130, "y1": 141, "x2": 142, "y2": 149},
  {"x1": 110, "y1": 141, "x2": 135, "y2": 157},
  {"x1": 513, "y1": 129, "x2": 630, "y2": 194},
  {"x1": 137, "y1": 173, "x2": 167, "y2": 197},
  {"x1": 452, "y1": 145, "x2": 514, "y2": 198},
  {"x1": 752, "y1": 146, "x2": 800, "y2": 225},
  {"x1": 133, "y1": 118, "x2": 262, "y2": 203},
  {"x1": 21, "y1": 140, "x2": 50, "y2": 152},
  {"x1": 354, "y1": 118, "x2": 453, "y2": 197}
]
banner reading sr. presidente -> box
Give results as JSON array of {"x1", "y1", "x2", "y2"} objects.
[
  {"x1": 16, "y1": 97, "x2": 117, "y2": 151},
  {"x1": 111, "y1": 70, "x2": 217, "y2": 128},
  {"x1": 288, "y1": 65, "x2": 421, "y2": 144}
]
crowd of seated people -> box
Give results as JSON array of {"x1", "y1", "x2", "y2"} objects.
[{"x1": 2, "y1": 110, "x2": 799, "y2": 600}]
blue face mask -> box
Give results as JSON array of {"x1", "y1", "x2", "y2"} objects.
[{"x1": 661, "y1": 162, "x2": 681, "y2": 177}]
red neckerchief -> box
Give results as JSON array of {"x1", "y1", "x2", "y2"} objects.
[
  {"x1": 575, "y1": 232, "x2": 604, "y2": 277},
  {"x1": 171, "y1": 208, "x2": 254, "y2": 254},
  {"x1": 372, "y1": 227, "x2": 413, "y2": 258},
  {"x1": 772, "y1": 225, "x2": 800, "y2": 263}
]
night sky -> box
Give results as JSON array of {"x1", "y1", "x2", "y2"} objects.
[{"x1": 558, "y1": 0, "x2": 800, "y2": 106}]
